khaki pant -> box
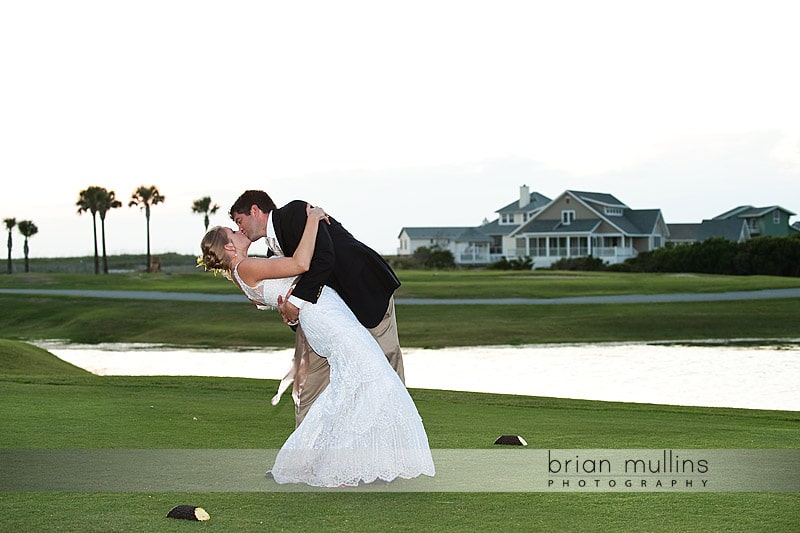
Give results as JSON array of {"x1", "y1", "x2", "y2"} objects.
[{"x1": 294, "y1": 296, "x2": 404, "y2": 427}]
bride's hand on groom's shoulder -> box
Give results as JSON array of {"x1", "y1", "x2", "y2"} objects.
[{"x1": 306, "y1": 203, "x2": 330, "y2": 224}]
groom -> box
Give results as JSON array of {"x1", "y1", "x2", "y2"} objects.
[{"x1": 229, "y1": 190, "x2": 405, "y2": 426}]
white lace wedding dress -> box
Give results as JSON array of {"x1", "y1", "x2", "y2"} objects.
[{"x1": 233, "y1": 265, "x2": 435, "y2": 487}]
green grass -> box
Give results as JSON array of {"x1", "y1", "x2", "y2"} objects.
[
  {"x1": 393, "y1": 269, "x2": 800, "y2": 299},
  {"x1": 4, "y1": 374, "x2": 796, "y2": 450},
  {"x1": 1, "y1": 295, "x2": 798, "y2": 348},
  {"x1": 1, "y1": 268, "x2": 799, "y2": 298},
  {"x1": 1, "y1": 270, "x2": 798, "y2": 349},
  {"x1": 1, "y1": 342, "x2": 799, "y2": 531},
  {"x1": 0, "y1": 339, "x2": 89, "y2": 376},
  {"x1": 0, "y1": 492, "x2": 796, "y2": 532},
  {"x1": 0, "y1": 270, "x2": 240, "y2": 294}
]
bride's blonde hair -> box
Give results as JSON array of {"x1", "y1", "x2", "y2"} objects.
[{"x1": 199, "y1": 226, "x2": 233, "y2": 274}]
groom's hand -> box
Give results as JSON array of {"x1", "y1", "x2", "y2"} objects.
[{"x1": 278, "y1": 290, "x2": 300, "y2": 326}]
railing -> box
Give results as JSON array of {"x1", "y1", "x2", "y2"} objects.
[
  {"x1": 458, "y1": 252, "x2": 504, "y2": 264},
  {"x1": 593, "y1": 246, "x2": 636, "y2": 259},
  {"x1": 510, "y1": 247, "x2": 634, "y2": 258},
  {"x1": 508, "y1": 246, "x2": 638, "y2": 266}
]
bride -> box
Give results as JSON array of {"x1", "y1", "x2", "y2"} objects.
[{"x1": 199, "y1": 204, "x2": 435, "y2": 487}]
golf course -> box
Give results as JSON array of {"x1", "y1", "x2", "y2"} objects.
[{"x1": 1, "y1": 269, "x2": 798, "y2": 531}]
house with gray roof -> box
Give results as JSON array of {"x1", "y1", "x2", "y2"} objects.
[
  {"x1": 667, "y1": 219, "x2": 751, "y2": 244},
  {"x1": 508, "y1": 190, "x2": 669, "y2": 268},
  {"x1": 713, "y1": 205, "x2": 796, "y2": 237},
  {"x1": 398, "y1": 186, "x2": 667, "y2": 266}
]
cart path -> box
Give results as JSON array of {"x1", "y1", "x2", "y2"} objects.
[{"x1": 2, "y1": 287, "x2": 799, "y2": 304}]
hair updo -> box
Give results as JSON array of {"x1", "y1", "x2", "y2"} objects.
[{"x1": 199, "y1": 226, "x2": 233, "y2": 273}]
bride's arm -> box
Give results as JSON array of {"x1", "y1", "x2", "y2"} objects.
[
  {"x1": 238, "y1": 205, "x2": 328, "y2": 283},
  {"x1": 290, "y1": 204, "x2": 329, "y2": 272}
]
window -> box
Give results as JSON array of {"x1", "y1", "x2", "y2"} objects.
[
  {"x1": 549, "y1": 237, "x2": 567, "y2": 256},
  {"x1": 569, "y1": 236, "x2": 587, "y2": 256},
  {"x1": 773, "y1": 211, "x2": 781, "y2": 224},
  {"x1": 605, "y1": 207, "x2": 623, "y2": 216},
  {"x1": 561, "y1": 210, "x2": 576, "y2": 225},
  {"x1": 529, "y1": 237, "x2": 547, "y2": 256}
]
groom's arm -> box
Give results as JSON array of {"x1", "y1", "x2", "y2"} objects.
[{"x1": 280, "y1": 200, "x2": 335, "y2": 305}]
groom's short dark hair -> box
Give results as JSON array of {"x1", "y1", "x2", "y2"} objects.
[{"x1": 229, "y1": 190, "x2": 277, "y2": 219}]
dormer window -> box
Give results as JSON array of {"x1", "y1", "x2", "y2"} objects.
[
  {"x1": 561, "y1": 210, "x2": 576, "y2": 225},
  {"x1": 500, "y1": 213, "x2": 514, "y2": 225},
  {"x1": 605, "y1": 207, "x2": 623, "y2": 216}
]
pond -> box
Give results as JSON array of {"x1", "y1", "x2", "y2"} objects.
[{"x1": 36, "y1": 340, "x2": 800, "y2": 412}]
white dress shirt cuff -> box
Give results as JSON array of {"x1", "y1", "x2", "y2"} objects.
[{"x1": 288, "y1": 295, "x2": 307, "y2": 309}]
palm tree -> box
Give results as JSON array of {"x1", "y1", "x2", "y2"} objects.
[
  {"x1": 17, "y1": 220, "x2": 38, "y2": 273},
  {"x1": 76, "y1": 186, "x2": 105, "y2": 274},
  {"x1": 191, "y1": 196, "x2": 220, "y2": 231},
  {"x1": 97, "y1": 189, "x2": 122, "y2": 274},
  {"x1": 4, "y1": 217, "x2": 15, "y2": 274},
  {"x1": 129, "y1": 185, "x2": 165, "y2": 272}
]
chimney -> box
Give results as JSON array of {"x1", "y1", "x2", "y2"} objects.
[{"x1": 519, "y1": 184, "x2": 530, "y2": 208}]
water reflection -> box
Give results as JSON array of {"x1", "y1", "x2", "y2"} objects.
[{"x1": 36, "y1": 341, "x2": 800, "y2": 412}]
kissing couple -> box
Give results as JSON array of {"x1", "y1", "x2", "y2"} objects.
[{"x1": 199, "y1": 190, "x2": 435, "y2": 487}]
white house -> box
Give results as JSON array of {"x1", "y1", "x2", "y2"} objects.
[
  {"x1": 397, "y1": 185, "x2": 550, "y2": 265},
  {"x1": 396, "y1": 226, "x2": 496, "y2": 265}
]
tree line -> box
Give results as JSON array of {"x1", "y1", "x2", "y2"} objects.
[
  {"x1": 614, "y1": 235, "x2": 800, "y2": 277},
  {"x1": 4, "y1": 186, "x2": 220, "y2": 275}
]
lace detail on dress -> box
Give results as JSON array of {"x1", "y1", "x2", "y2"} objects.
[
  {"x1": 232, "y1": 262, "x2": 295, "y2": 309},
  {"x1": 269, "y1": 284, "x2": 435, "y2": 487}
]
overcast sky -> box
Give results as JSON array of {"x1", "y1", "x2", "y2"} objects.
[{"x1": 1, "y1": 0, "x2": 798, "y2": 259}]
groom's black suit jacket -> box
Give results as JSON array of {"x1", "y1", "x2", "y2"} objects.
[{"x1": 271, "y1": 200, "x2": 401, "y2": 329}]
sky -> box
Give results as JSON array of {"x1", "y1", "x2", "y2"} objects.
[{"x1": 1, "y1": 0, "x2": 798, "y2": 259}]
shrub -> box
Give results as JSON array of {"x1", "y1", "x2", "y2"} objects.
[
  {"x1": 488, "y1": 256, "x2": 532, "y2": 270},
  {"x1": 549, "y1": 256, "x2": 606, "y2": 271},
  {"x1": 621, "y1": 236, "x2": 799, "y2": 277},
  {"x1": 409, "y1": 246, "x2": 456, "y2": 270}
]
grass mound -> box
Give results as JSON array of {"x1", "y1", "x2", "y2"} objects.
[{"x1": 0, "y1": 339, "x2": 91, "y2": 377}]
